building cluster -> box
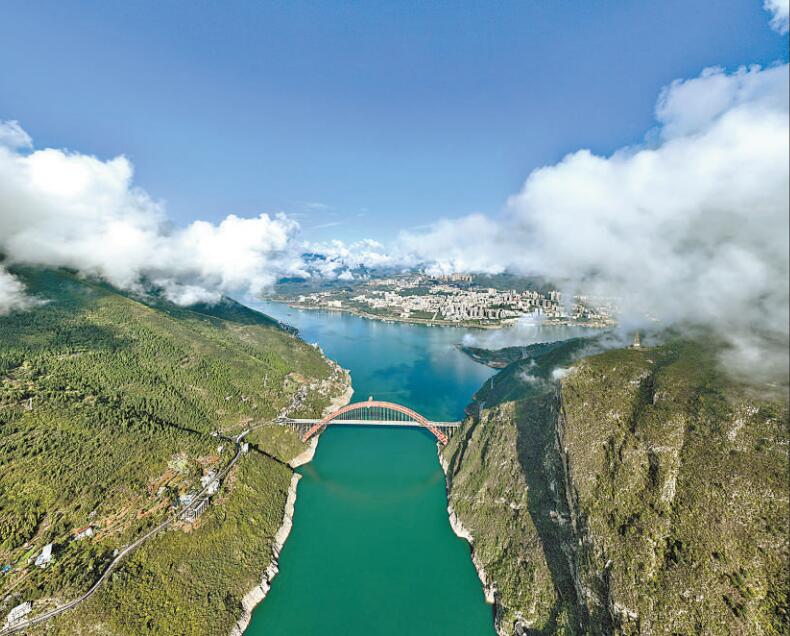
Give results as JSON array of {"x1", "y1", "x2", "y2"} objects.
[
  {"x1": 434, "y1": 273, "x2": 472, "y2": 282},
  {"x1": 295, "y1": 275, "x2": 615, "y2": 327},
  {"x1": 179, "y1": 468, "x2": 221, "y2": 524}
]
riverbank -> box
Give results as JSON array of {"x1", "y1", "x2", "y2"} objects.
[
  {"x1": 289, "y1": 369, "x2": 353, "y2": 469},
  {"x1": 323, "y1": 365, "x2": 355, "y2": 414},
  {"x1": 278, "y1": 301, "x2": 512, "y2": 330},
  {"x1": 288, "y1": 437, "x2": 318, "y2": 468},
  {"x1": 438, "y1": 445, "x2": 500, "y2": 630},
  {"x1": 229, "y1": 472, "x2": 301, "y2": 636},
  {"x1": 232, "y1": 364, "x2": 353, "y2": 634},
  {"x1": 274, "y1": 299, "x2": 613, "y2": 331}
]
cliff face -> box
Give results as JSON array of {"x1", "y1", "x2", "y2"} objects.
[{"x1": 443, "y1": 340, "x2": 788, "y2": 635}]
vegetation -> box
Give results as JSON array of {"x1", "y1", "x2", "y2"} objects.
[
  {"x1": 40, "y1": 452, "x2": 292, "y2": 635},
  {"x1": 0, "y1": 266, "x2": 348, "y2": 632},
  {"x1": 443, "y1": 338, "x2": 789, "y2": 635}
]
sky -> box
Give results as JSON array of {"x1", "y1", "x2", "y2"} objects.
[
  {"x1": 0, "y1": 0, "x2": 787, "y2": 242},
  {"x1": 0, "y1": 1, "x2": 788, "y2": 382}
]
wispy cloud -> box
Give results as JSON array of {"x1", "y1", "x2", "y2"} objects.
[
  {"x1": 311, "y1": 221, "x2": 344, "y2": 230},
  {"x1": 765, "y1": 0, "x2": 789, "y2": 33},
  {"x1": 303, "y1": 201, "x2": 333, "y2": 211},
  {"x1": 0, "y1": 120, "x2": 32, "y2": 150}
]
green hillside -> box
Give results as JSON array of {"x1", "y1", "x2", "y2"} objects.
[
  {"x1": 0, "y1": 266, "x2": 348, "y2": 634},
  {"x1": 443, "y1": 339, "x2": 789, "y2": 635}
]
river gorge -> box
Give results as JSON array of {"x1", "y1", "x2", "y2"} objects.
[{"x1": 244, "y1": 302, "x2": 586, "y2": 636}]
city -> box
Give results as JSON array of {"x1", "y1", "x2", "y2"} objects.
[{"x1": 279, "y1": 273, "x2": 617, "y2": 328}]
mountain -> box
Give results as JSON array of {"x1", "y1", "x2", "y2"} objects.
[
  {"x1": 0, "y1": 266, "x2": 349, "y2": 635},
  {"x1": 443, "y1": 338, "x2": 788, "y2": 635},
  {"x1": 459, "y1": 337, "x2": 603, "y2": 369}
]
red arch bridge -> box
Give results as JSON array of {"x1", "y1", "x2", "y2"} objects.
[{"x1": 276, "y1": 399, "x2": 462, "y2": 445}]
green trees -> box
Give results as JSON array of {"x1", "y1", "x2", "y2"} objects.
[{"x1": 0, "y1": 266, "x2": 345, "y2": 630}]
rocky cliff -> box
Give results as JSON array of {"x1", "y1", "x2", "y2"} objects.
[{"x1": 443, "y1": 339, "x2": 788, "y2": 635}]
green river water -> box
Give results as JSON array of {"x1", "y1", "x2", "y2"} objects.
[{"x1": 245, "y1": 303, "x2": 585, "y2": 636}]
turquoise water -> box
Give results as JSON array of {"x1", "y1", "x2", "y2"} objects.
[{"x1": 245, "y1": 304, "x2": 584, "y2": 635}]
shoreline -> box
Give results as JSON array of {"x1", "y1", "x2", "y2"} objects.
[
  {"x1": 288, "y1": 437, "x2": 318, "y2": 468},
  {"x1": 438, "y1": 444, "x2": 504, "y2": 635},
  {"x1": 323, "y1": 369, "x2": 355, "y2": 415},
  {"x1": 274, "y1": 301, "x2": 512, "y2": 330},
  {"x1": 229, "y1": 471, "x2": 301, "y2": 636},
  {"x1": 270, "y1": 299, "x2": 614, "y2": 332},
  {"x1": 230, "y1": 369, "x2": 354, "y2": 635}
]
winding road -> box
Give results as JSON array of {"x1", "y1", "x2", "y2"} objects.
[{"x1": 0, "y1": 431, "x2": 249, "y2": 635}]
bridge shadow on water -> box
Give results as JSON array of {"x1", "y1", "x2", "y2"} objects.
[{"x1": 299, "y1": 424, "x2": 445, "y2": 505}]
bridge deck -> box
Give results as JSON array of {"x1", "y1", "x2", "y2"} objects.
[{"x1": 281, "y1": 418, "x2": 462, "y2": 427}]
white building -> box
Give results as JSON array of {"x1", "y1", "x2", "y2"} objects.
[
  {"x1": 4, "y1": 602, "x2": 32, "y2": 628},
  {"x1": 73, "y1": 526, "x2": 94, "y2": 541},
  {"x1": 34, "y1": 543, "x2": 53, "y2": 568}
]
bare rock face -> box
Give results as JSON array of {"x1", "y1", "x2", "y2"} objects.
[{"x1": 443, "y1": 340, "x2": 789, "y2": 635}]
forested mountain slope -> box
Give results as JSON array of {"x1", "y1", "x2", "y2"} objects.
[
  {"x1": 444, "y1": 339, "x2": 788, "y2": 635},
  {"x1": 0, "y1": 266, "x2": 348, "y2": 634}
]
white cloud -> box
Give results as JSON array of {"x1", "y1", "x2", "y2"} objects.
[
  {"x1": 0, "y1": 268, "x2": 34, "y2": 315},
  {"x1": 0, "y1": 127, "x2": 304, "y2": 310},
  {"x1": 654, "y1": 64, "x2": 786, "y2": 139},
  {"x1": 765, "y1": 0, "x2": 789, "y2": 33},
  {"x1": 551, "y1": 367, "x2": 571, "y2": 381},
  {"x1": 396, "y1": 64, "x2": 790, "y2": 381},
  {"x1": 303, "y1": 238, "x2": 395, "y2": 279},
  {"x1": 0, "y1": 120, "x2": 32, "y2": 150},
  {"x1": 396, "y1": 214, "x2": 514, "y2": 275},
  {"x1": 518, "y1": 362, "x2": 548, "y2": 389}
]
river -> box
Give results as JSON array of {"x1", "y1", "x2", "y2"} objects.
[{"x1": 245, "y1": 303, "x2": 587, "y2": 635}]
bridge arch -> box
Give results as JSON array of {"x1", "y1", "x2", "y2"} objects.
[{"x1": 301, "y1": 400, "x2": 449, "y2": 445}]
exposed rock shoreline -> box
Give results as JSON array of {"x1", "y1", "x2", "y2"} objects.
[
  {"x1": 289, "y1": 369, "x2": 353, "y2": 470},
  {"x1": 288, "y1": 437, "x2": 318, "y2": 468},
  {"x1": 438, "y1": 445, "x2": 502, "y2": 633},
  {"x1": 229, "y1": 471, "x2": 301, "y2": 636}
]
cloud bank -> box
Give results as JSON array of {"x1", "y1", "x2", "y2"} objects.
[
  {"x1": 302, "y1": 238, "x2": 396, "y2": 279},
  {"x1": 393, "y1": 63, "x2": 789, "y2": 381},
  {"x1": 0, "y1": 123, "x2": 304, "y2": 309}
]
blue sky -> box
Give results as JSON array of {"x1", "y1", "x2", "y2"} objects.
[{"x1": 1, "y1": 0, "x2": 787, "y2": 242}]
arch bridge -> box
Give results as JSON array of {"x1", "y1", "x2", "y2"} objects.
[{"x1": 279, "y1": 399, "x2": 461, "y2": 445}]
